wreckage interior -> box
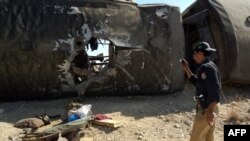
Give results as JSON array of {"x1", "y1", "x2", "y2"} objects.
[
  {"x1": 183, "y1": 6, "x2": 218, "y2": 74},
  {"x1": 71, "y1": 38, "x2": 111, "y2": 84}
]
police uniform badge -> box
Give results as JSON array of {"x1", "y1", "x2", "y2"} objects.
[{"x1": 201, "y1": 72, "x2": 206, "y2": 80}]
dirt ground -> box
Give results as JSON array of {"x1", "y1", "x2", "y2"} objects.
[{"x1": 0, "y1": 83, "x2": 250, "y2": 141}]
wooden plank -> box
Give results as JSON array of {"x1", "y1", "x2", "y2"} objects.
[{"x1": 93, "y1": 119, "x2": 122, "y2": 128}]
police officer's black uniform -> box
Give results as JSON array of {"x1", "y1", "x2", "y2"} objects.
[
  {"x1": 186, "y1": 41, "x2": 222, "y2": 141},
  {"x1": 190, "y1": 57, "x2": 221, "y2": 110}
]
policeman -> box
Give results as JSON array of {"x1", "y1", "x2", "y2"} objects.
[{"x1": 180, "y1": 41, "x2": 221, "y2": 141}]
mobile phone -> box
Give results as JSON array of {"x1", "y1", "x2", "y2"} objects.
[{"x1": 179, "y1": 59, "x2": 185, "y2": 64}]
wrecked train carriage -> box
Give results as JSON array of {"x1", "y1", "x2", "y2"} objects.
[
  {"x1": 0, "y1": 0, "x2": 185, "y2": 100},
  {"x1": 183, "y1": 0, "x2": 250, "y2": 84}
]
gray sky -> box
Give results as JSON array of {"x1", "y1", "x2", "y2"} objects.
[{"x1": 136, "y1": 0, "x2": 196, "y2": 12}]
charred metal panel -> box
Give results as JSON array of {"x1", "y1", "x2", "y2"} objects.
[
  {"x1": 0, "y1": 0, "x2": 184, "y2": 100},
  {"x1": 86, "y1": 5, "x2": 185, "y2": 95}
]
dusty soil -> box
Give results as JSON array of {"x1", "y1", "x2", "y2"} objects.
[{"x1": 0, "y1": 83, "x2": 250, "y2": 141}]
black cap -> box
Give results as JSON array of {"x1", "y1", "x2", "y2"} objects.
[{"x1": 193, "y1": 42, "x2": 216, "y2": 52}]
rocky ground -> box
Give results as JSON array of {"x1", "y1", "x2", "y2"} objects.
[{"x1": 0, "y1": 83, "x2": 250, "y2": 141}]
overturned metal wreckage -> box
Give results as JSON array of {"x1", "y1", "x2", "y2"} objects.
[
  {"x1": 183, "y1": 0, "x2": 250, "y2": 83},
  {"x1": 2, "y1": 0, "x2": 249, "y2": 100},
  {"x1": 0, "y1": 0, "x2": 185, "y2": 100}
]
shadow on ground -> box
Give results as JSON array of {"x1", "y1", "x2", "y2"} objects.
[{"x1": 1, "y1": 83, "x2": 250, "y2": 124}]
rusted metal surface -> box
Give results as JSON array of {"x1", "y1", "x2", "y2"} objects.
[{"x1": 0, "y1": 0, "x2": 185, "y2": 100}]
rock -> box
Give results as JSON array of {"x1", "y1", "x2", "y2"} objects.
[
  {"x1": 174, "y1": 123, "x2": 181, "y2": 128},
  {"x1": 137, "y1": 135, "x2": 143, "y2": 140},
  {"x1": 231, "y1": 102, "x2": 237, "y2": 106},
  {"x1": 184, "y1": 120, "x2": 192, "y2": 126},
  {"x1": 248, "y1": 108, "x2": 250, "y2": 113},
  {"x1": 180, "y1": 133, "x2": 185, "y2": 138},
  {"x1": 244, "y1": 99, "x2": 250, "y2": 102},
  {"x1": 158, "y1": 115, "x2": 165, "y2": 120},
  {"x1": 165, "y1": 117, "x2": 171, "y2": 122},
  {"x1": 135, "y1": 132, "x2": 139, "y2": 135}
]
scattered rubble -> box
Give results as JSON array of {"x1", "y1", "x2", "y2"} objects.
[{"x1": 0, "y1": 84, "x2": 250, "y2": 141}]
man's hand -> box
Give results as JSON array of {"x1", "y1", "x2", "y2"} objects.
[
  {"x1": 180, "y1": 58, "x2": 189, "y2": 69},
  {"x1": 206, "y1": 102, "x2": 218, "y2": 126},
  {"x1": 179, "y1": 58, "x2": 193, "y2": 78},
  {"x1": 206, "y1": 111, "x2": 217, "y2": 126}
]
